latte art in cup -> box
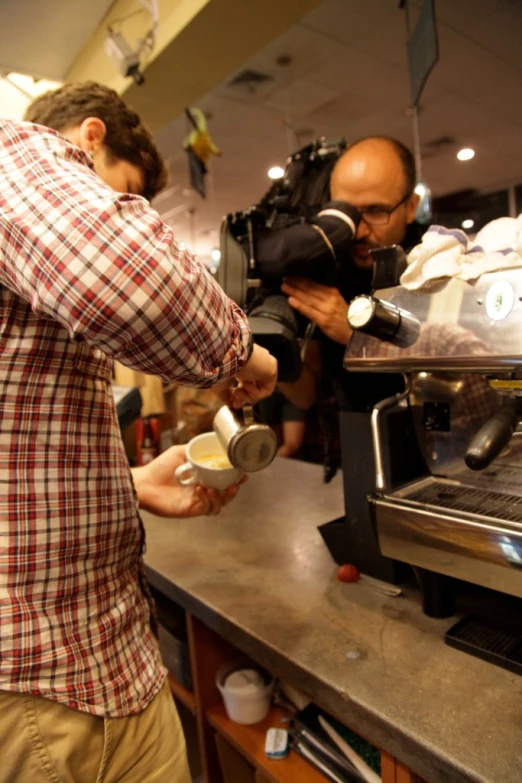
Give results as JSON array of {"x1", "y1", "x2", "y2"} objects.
[
  {"x1": 197, "y1": 453, "x2": 233, "y2": 470},
  {"x1": 174, "y1": 433, "x2": 243, "y2": 490}
]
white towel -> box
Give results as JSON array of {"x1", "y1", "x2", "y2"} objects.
[{"x1": 401, "y1": 214, "x2": 522, "y2": 292}]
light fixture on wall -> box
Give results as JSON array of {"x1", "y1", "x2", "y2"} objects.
[
  {"x1": 104, "y1": 0, "x2": 159, "y2": 85},
  {"x1": 414, "y1": 179, "x2": 432, "y2": 225}
]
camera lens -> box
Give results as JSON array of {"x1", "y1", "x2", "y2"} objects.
[
  {"x1": 249, "y1": 295, "x2": 299, "y2": 334},
  {"x1": 248, "y1": 296, "x2": 302, "y2": 383}
]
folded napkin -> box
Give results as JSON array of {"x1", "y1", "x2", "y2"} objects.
[{"x1": 401, "y1": 215, "x2": 522, "y2": 292}]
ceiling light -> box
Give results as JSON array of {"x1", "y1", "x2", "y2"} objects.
[
  {"x1": 457, "y1": 148, "x2": 475, "y2": 161},
  {"x1": 211, "y1": 248, "x2": 221, "y2": 262},
  {"x1": 462, "y1": 219, "x2": 475, "y2": 230},
  {"x1": 268, "y1": 166, "x2": 284, "y2": 180}
]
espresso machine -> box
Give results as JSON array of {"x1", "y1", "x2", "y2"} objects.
[{"x1": 342, "y1": 247, "x2": 522, "y2": 635}]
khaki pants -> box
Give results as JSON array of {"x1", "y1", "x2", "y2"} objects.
[{"x1": 0, "y1": 679, "x2": 191, "y2": 783}]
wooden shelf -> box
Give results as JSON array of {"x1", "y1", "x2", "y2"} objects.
[
  {"x1": 168, "y1": 673, "x2": 197, "y2": 716},
  {"x1": 207, "y1": 703, "x2": 331, "y2": 783}
]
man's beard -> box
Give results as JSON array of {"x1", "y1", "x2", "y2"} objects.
[{"x1": 350, "y1": 241, "x2": 375, "y2": 269}]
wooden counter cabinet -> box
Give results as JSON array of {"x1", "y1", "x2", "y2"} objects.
[{"x1": 159, "y1": 608, "x2": 427, "y2": 783}]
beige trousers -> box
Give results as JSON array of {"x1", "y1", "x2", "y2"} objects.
[{"x1": 0, "y1": 679, "x2": 192, "y2": 783}]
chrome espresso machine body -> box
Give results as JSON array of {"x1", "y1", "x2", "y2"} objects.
[{"x1": 344, "y1": 247, "x2": 522, "y2": 614}]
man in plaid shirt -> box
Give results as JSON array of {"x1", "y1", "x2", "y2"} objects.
[{"x1": 0, "y1": 82, "x2": 276, "y2": 782}]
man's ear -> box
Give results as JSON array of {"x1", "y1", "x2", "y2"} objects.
[
  {"x1": 406, "y1": 192, "x2": 420, "y2": 224},
  {"x1": 77, "y1": 117, "x2": 107, "y2": 155}
]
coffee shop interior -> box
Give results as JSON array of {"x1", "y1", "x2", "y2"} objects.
[{"x1": 2, "y1": 0, "x2": 522, "y2": 782}]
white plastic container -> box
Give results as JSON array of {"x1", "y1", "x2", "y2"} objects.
[{"x1": 216, "y1": 660, "x2": 274, "y2": 725}]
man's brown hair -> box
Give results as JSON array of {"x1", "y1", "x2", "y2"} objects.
[{"x1": 23, "y1": 81, "x2": 167, "y2": 201}]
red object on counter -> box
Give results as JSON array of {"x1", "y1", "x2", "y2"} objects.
[{"x1": 337, "y1": 564, "x2": 361, "y2": 583}]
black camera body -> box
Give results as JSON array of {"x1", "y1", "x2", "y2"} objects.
[{"x1": 217, "y1": 137, "x2": 359, "y2": 381}]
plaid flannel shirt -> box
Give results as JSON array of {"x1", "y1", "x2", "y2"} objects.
[
  {"x1": 0, "y1": 120, "x2": 252, "y2": 717},
  {"x1": 347, "y1": 321, "x2": 499, "y2": 431}
]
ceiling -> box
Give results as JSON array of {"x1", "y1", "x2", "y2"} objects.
[
  {"x1": 0, "y1": 0, "x2": 114, "y2": 80},
  {"x1": 2, "y1": 0, "x2": 522, "y2": 267},
  {"x1": 152, "y1": 0, "x2": 522, "y2": 264}
]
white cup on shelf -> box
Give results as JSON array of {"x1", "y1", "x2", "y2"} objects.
[{"x1": 216, "y1": 660, "x2": 274, "y2": 725}]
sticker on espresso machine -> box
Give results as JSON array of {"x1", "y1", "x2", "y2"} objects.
[{"x1": 485, "y1": 280, "x2": 515, "y2": 321}]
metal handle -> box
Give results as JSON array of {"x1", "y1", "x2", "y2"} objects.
[
  {"x1": 371, "y1": 376, "x2": 412, "y2": 492},
  {"x1": 242, "y1": 404, "x2": 255, "y2": 426},
  {"x1": 347, "y1": 295, "x2": 420, "y2": 348},
  {"x1": 465, "y1": 403, "x2": 519, "y2": 471}
]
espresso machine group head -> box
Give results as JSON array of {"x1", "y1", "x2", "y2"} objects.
[{"x1": 343, "y1": 246, "x2": 522, "y2": 615}]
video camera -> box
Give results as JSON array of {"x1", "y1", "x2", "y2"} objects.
[{"x1": 216, "y1": 137, "x2": 360, "y2": 381}]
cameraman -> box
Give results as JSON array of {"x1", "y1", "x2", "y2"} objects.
[{"x1": 278, "y1": 136, "x2": 423, "y2": 469}]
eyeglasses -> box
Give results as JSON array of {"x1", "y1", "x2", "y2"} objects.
[{"x1": 359, "y1": 193, "x2": 412, "y2": 226}]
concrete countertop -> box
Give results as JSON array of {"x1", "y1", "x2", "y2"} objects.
[{"x1": 142, "y1": 457, "x2": 522, "y2": 783}]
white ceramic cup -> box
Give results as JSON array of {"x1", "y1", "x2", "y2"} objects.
[
  {"x1": 174, "y1": 432, "x2": 243, "y2": 490},
  {"x1": 216, "y1": 660, "x2": 274, "y2": 725}
]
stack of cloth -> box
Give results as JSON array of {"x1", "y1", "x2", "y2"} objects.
[{"x1": 401, "y1": 215, "x2": 522, "y2": 292}]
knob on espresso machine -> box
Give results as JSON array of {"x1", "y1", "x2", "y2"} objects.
[{"x1": 347, "y1": 295, "x2": 421, "y2": 348}]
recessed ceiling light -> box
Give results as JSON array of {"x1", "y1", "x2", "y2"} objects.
[
  {"x1": 461, "y1": 219, "x2": 475, "y2": 230},
  {"x1": 268, "y1": 166, "x2": 284, "y2": 179},
  {"x1": 457, "y1": 148, "x2": 475, "y2": 161},
  {"x1": 211, "y1": 248, "x2": 221, "y2": 262}
]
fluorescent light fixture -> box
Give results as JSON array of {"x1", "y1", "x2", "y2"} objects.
[
  {"x1": 462, "y1": 219, "x2": 475, "y2": 230},
  {"x1": 457, "y1": 148, "x2": 475, "y2": 161},
  {"x1": 211, "y1": 248, "x2": 221, "y2": 262},
  {"x1": 0, "y1": 73, "x2": 62, "y2": 121},
  {"x1": 268, "y1": 166, "x2": 284, "y2": 179}
]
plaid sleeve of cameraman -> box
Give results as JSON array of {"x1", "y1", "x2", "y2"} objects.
[{"x1": 0, "y1": 121, "x2": 252, "y2": 387}]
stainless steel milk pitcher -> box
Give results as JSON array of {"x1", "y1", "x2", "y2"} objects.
[{"x1": 213, "y1": 404, "x2": 277, "y2": 472}]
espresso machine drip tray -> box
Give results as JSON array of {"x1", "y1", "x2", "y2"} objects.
[
  {"x1": 445, "y1": 614, "x2": 522, "y2": 675},
  {"x1": 373, "y1": 467, "x2": 522, "y2": 601},
  {"x1": 403, "y1": 479, "x2": 522, "y2": 525}
]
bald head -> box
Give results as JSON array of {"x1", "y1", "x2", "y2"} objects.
[
  {"x1": 331, "y1": 137, "x2": 415, "y2": 203},
  {"x1": 330, "y1": 136, "x2": 419, "y2": 269}
]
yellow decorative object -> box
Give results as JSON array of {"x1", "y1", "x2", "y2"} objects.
[{"x1": 184, "y1": 107, "x2": 221, "y2": 166}]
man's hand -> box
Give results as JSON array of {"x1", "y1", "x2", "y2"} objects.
[
  {"x1": 234, "y1": 343, "x2": 277, "y2": 404},
  {"x1": 217, "y1": 343, "x2": 277, "y2": 407},
  {"x1": 282, "y1": 277, "x2": 352, "y2": 345},
  {"x1": 131, "y1": 445, "x2": 247, "y2": 518}
]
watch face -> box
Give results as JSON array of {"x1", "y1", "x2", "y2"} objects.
[{"x1": 485, "y1": 280, "x2": 515, "y2": 321}]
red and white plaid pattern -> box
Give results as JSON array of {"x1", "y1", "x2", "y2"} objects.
[
  {"x1": 0, "y1": 120, "x2": 252, "y2": 717},
  {"x1": 347, "y1": 322, "x2": 498, "y2": 428}
]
